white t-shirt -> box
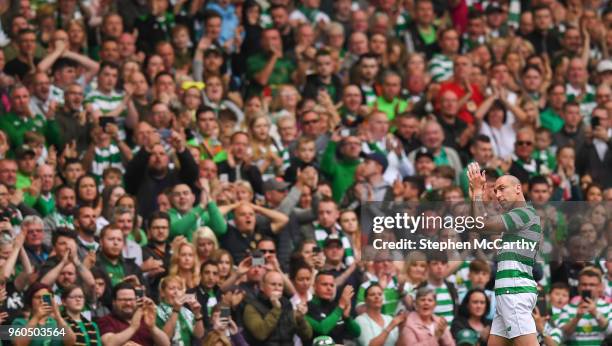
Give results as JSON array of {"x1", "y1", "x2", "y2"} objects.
[
  {"x1": 480, "y1": 112, "x2": 517, "y2": 160},
  {"x1": 355, "y1": 313, "x2": 399, "y2": 346}
]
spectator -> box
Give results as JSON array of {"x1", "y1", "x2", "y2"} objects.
[
  {"x1": 97, "y1": 282, "x2": 170, "y2": 346},
  {"x1": 13, "y1": 283, "x2": 76, "y2": 346},
  {"x1": 450, "y1": 289, "x2": 492, "y2": 346},
  {"x1": 124, "y1": 130, "x2": 199, "y2": 219},
  {"x1": 169, "y1": 240, "x2": 200, "y2": 290},
  {"x1": 419, "y1": 256, "x2": 459, "y2": 324},
  {"x1": 558, "y1": 267, "x2": 612, "y2": 345},
  {"x1": 156, "y1": 275, "x2": 205, "y2": 345},
  {"x1": 400, "y1": 286, "x2": 456, "y2": 346},
  {"x1": 306, "y1": 271, "x2": 360, "y2": 343},
  {"x1": 61, "y1": 284, "x2": 102, "y2": 344},
  {"x1": 355, "y1": 284, "x2": 405, "y2": 346},
  {"x1": 94, "y1": 225, "x2": 145, "y2": 287},
  {"x1": 167, "y1": 183, "x2": 226, "y2": 241},
  {"x1": 216, "y1": 132, "x2": 264, "y2": 196},
  {"x1": 243, "y1": 270, "x2": 312, "y2": 345},
  {"x1": 0, "y1": 84, "x2": 61, "y2": 152}
]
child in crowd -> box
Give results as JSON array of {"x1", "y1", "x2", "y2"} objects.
[
  {"x1": 284, "y1": 136, "x2": 319, "y2": 183},
  {"x1": 549, "y1": 282, "x2": 570, "y2": 325},
  {"x1": 533, "y1": 127, "x2": 556, "y2": 173},
  {"x1": 456, "y1": 259, "x2": 496, "y2": 321}
]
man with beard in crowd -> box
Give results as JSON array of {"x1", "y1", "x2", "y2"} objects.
[
  {"x1": 98, "y1": 282, "x2": 170, "y2": 345},
  {"x1": 141, "y1": 211, "x2": 171, "y2": 301},
  {"x1": 43, "y1": 185, "x2": 76, "y2": 235},
  {"x1": 75, "y1": 205, "x2": 99, "y2": 260}
]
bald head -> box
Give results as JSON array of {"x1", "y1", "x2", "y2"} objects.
[
  {"x1": 498, "y1": 175, "x2": 520, "y2": 187},
  {"x1": 494, "y1": 174, "x2": 525, "y2": 209}
]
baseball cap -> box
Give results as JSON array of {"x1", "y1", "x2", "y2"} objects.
[
  {"x1": 456, "y1": 329, "x2": 479, "y2": 345},
  {"x1": 415, "y1": 148, "x2": 434, "y2": 161},
  {"x1": 485, "y1": 3, "x2": 504, "y2": 14},
  {"x1": 15, "y1": 145, "x2": 35, "y2": 160},
  {"x1": 363, "y1": 152, "x2": 388, "y2": 171},
  {"x1": 312, "y1": 336, "x2": 335, "y2": 346},
  {"x1": 324, "y1": 233, "x2": 342, "y2": 248},
  {"x1": 263, "y1": 178, "x2": 290, "y2": 192},
  {"x1": 597, "y1": 59, "x2": 612, "y2": 73},
  {"x1": 204, "y1": 46, "x2": 223, "y2": 56}
]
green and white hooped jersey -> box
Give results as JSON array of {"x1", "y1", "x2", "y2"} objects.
[
  {"x1": 313, "y1": 223, "x2": 355, "y2": 266},
  {"x1": 85, "y1": 89, "x2": 127, "y2": 140},
  {"x1": 427, "y1": 282, "x2": 455, "y2": 324},
  {"x1": 557, "y1": 298, "x2": 612, "y2": 345},
  {"x1": 428, "y1": 54, "x2": 454, "y2": 82},
  {"x1": 356, "y1": 276, "x2": 403, "y2": 316},
  {"x1": 496, "y1": 206, "x2": 541, "y2": 296}
]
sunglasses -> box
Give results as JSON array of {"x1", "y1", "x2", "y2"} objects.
[
  {"x1": 302, "y1": 119, "x2": 319, "y2": 125},
  {"x1": 516, "y1": 141, "x2": 533, "y2": 146}
]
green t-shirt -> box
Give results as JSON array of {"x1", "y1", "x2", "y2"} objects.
[
  {"x1": 419, "y1": 26, "x2": 437, "y2": 45},
  {"x1": 32, "y1": 194, "x2": 56, "y2": 217},
  {"x1": 12, "y1": 317, "x2": 64, "y2": 346},
  {"x1": 246, "y1": 53, "x2": 296, "y2": 94},
  {"x1": 371, "y1": 96, "x2": 408, "y2": 122},
  {"x1": 539, "y1": 108, "x2": 564, "y2": 133},
  {"x1": 98, "y1": 255, "x2": 125, "y2": 287},
  {"x1": 16, "y1": 172, "x2": 32, "y2": 190},
  {"x1": 0, "y1": 112, "x2": 62, "y2": 153}
]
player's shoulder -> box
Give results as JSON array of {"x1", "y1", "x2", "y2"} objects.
[{"x1": 503, "y1": 205, "x2": 539, "y2": 222}]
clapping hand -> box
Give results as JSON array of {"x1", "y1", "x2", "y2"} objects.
[
  {"x1": 467, "y1": 162, "x2": 486, "y2": 195},
  {"x1": 338, "y1": 286, "x2": 354, "y2": 318},
  {"x1": 434, "y1": 318, "x2": 448, "y2": 338},
  {"x1": 142, "y1": 298, "x2": 157, "y2": 330},
  {"x1": 295, "y1": 302, "x2": 308, "y2": 319}
]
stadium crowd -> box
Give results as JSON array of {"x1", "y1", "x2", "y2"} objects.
[{"x1": 0, "y1": 0, "x2": 611, "y2": 345}]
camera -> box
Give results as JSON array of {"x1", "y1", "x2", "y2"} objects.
[{"x1": 251, "y1": 250, "x2": 265, "y2": 266}]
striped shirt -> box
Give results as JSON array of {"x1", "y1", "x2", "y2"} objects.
[
  {"x1": 557, "y1": 298, "x2": 612, "y2": 345},
  {"x1": 50, "y1": 84, "x2": 64, "y2": 104},
  {"x1": 313, "y1": 223, "x2": 355, "y2": 266},
  {"x1": 85, "y1": 89, "x2": 126, "y2": 139},
  {"x1": 427, "y1": 282, "x2": 455, "y2": 324},
  {"x1": 356, "y1": 276, "x2": 404, "y2": 316},
  {"x1": 91, "y1": 144, "x2": 124, "y2": 184},
  {"x1": 496, "y1": 206, "x2": 541, "y2": 296},
  {"x1": 539, "y1": 322, "x2": 563, "y2": 345},
  {"x1": 85, "y1": 89, "x2": 124, "y2": 114},
  {"x1": 428, "y1": 54, "x2": 454, "y2": 82},
  {"x1": 566, "y1": 83, "x2": 596, "y2": 120}
]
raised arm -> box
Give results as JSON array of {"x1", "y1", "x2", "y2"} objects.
[
  {"x1": 467, "y1": 162, "x2": 506, "y2": 233},
  {"x1": 252, "y1": 50, "x2": 280, "y2": 86},
  {"x1": 62, "y1": 50, "x2": 100, "y2": 82},
  {"x1": 252, "y1": 203, "x2": 289, "y2": 233},
  {"x1": 474, "y1": 94, "x2": 496, "y2": 123},
  {"x1": 40, "y1": 253, "x2": 70, "y2": 286},
  {"x1": 2, "y1": 229, "x2": 25, "y2": 281},
  {"x1": 37, "y1": 42, "x2": 65, "y2": 74}
]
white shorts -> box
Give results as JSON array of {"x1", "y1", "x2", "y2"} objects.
[{"x1": 490, "y1": 292, "x2": 537, "y2": 339}]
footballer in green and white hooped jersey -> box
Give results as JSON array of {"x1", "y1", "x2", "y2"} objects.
[{"x1": 467, "y1": 162, "x2": 542, "y2": 345}]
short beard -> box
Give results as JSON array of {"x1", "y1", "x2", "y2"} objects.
[
  {"x1": 149, "y1": 167, "x2": 166, "y2": 178},
  {"x1": 151, "y1": 238, "x2": 167, "y2": 245},
  {"x1": 58, "y1": 206, "x2": 75, "y2": 216},
  {"x1": 80, "y1": 226, "x2": 96, "y2": 236}
]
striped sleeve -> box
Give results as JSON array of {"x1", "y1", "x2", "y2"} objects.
[{"x1": 501, "y1": 207, "x2": 536, "y2": 233}]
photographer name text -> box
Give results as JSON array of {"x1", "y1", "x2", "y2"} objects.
[{"x1": 372, "y1": 238, "x2": 537, "y2": 252}]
